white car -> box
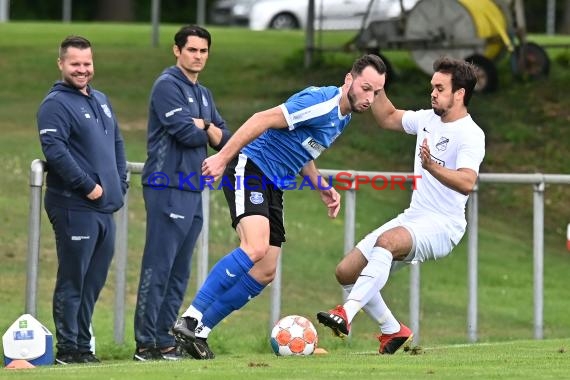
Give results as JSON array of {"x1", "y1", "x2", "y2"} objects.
[
  {"x1": 210, "y1": 0, "x2": 257, "y2": 26},
  {"x1": 211, "y1": 0, "x2": 418, "y2": 31}
]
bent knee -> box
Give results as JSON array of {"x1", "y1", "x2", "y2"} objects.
[
  {"x1": 256, "y1": 270, "x2": 275, "y2": 284},
  {"x1": 376, "y1": 233, "x2": 407, "y2": 255},
  {"x1": 375, "y1": 234, "x2": 393, "y2": 251},
  {"x1": 250, "y1": 266, "x2": 276, "y2": 285},
  {"x1": 334, "y1": 249, "x2": 368, "y2": 285},
  {"x1": 242, "y1": 244, "x2": 270, "y2": 262},
  {"x1": 335, "y1": 262, "x2": 357, "y2": 285},
  {"x1": 375, "y1": 229, "x2": 412, "y2": 260}
]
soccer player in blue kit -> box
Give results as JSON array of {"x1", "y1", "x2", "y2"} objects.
[{"x1": 171, "y1": 54, "x2": 387, "y2": 359}]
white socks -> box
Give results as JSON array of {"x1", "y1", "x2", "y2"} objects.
[
  {"x1": 181, "y1": 306, "x2": 211, "y2": 339},
  {"x1": 195, "y1": 324, "x2": 211, "y2": 339},
  {"x1": 182, "y1": 305, "x2": 202, "y2": 321},
  {"x1": 342, "y1": 247, "x2": 401, "y2": 334}
]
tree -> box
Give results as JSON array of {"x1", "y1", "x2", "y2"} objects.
[{"x1": 562, "y1": 0, "x2": 570, "y2": 33}]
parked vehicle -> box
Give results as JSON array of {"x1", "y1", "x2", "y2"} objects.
[
  {"x1": 210, "y1": 0, "x2": 419, "y2": 31},
  {"x1": 210, "y1": 0, "x2": 256, "y2": 26}
]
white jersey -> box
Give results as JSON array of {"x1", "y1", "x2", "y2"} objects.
[{"x1": 401, "y1": 109, "x2": 485, "y2": 236}]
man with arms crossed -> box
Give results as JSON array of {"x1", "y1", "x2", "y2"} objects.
[
  {"x1": 317, "y1": 56, "x2": 485, "y2": 354},
  {"x1": 134, "y1": 25, "x2": 231, "y2": 361}
]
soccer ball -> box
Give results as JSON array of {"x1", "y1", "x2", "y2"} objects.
[{"x1": 270, "y1": 315, "x2": 318, "y2": 356}]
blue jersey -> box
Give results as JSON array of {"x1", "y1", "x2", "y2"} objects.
[{"x1": 242, "y1": 86, "x2": 351, "y2": 184}]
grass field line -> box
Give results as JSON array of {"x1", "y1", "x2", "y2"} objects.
[
  {"x1": 421, "y1": 339, "x2": 567, "y2": 350},
  {"x1": 26, "y1": 360, "x2": 190, "y2": 371},
  {"x1": 345, "y1": 341, "x2": 490, "y2": 355},
  {"x1": 32, "y1": 339, "x2": 567, "y2": 370},
  {"x1": 346, "y1": 338, "x2": 560, "y2": 356}
]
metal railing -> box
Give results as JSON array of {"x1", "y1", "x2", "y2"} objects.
[{"x1": 26, "y1": 160, "x2": 570, "y2": 344}]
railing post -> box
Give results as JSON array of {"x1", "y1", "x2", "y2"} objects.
[
  {"x1": 341, "y1": 173, "x2": 357, "y2": 304},
  {"x1": 269, "y1": 203, "x2": 284, "y2": 331},
  {"x1": 409, "y1": 263, "x2": 420, "y2": 344},
  {"x1": 533, "y1": 181, "x2": 545, "y2": 339},
  {"x1": 26, "y1": 159, "x2": 46, "y2": 316},
  {"x1": 196, "y1": 188, "x2": 210, "y2": 288},
  {"x1": 343, "y1": 189, "x2": 356, "y2": 256},
  {"x1": 269, "y1": 251, "x2": 282, "y2": 330},
  {"x1": 467, "y1": 185, "x2": 479, "y2": 342},
  {"x1": 113, "y1": 169, "x2": 131, "y2": 344}
]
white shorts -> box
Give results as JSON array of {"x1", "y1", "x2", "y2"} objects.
[{"x1": 355, "y1": 210, "x2": 465, "y2": 272}]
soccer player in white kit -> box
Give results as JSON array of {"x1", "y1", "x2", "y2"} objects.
[{"x1": 317, "y1": 56, "x2": 485, "y2": 354}]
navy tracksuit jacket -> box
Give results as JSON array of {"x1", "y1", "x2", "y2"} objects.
[
  {"x1": 135, "y1": 66, "x2": 231, "y2": 349},
  {"x1": 37, "y1": 82, "x2": 127, "y2": 354}
]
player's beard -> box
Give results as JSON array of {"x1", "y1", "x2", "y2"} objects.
[
  {"x1": 347, "y1": 85, "x2": 366, "y2": 113},
  {"x1": 432, "y1": 96, "x2": 454, "y2": 117},
  {"x1": 63, "y1": 71, "x2": 92, "y2": 93}
]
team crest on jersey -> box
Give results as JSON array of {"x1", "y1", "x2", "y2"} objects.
[
  {"x1": 202, "y1": 94, "x2": 209, "y2": 107},
  {"x1": 80, "y1": 107, "x2": 90, "y2": 119},
  {"x1": 101, "y1": 104, "x2": 112, "y2": 118},
  {"x1": 436, "y1": 137, "x2": 449, "y2": 151},
  {"x1": 249, "y1": 192, "x2": 264, "y2": 205}
]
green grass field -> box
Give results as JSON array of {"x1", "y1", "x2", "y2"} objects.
[
  {"x1": 0, "y1": 22, "x2": 569, "y2": 378},
  {"x1": 2, "y1": 339, "x2": 569, "y2": 379}
]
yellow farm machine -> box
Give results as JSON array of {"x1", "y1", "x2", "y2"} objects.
[{"x1": 351, "y1": 0, "x2": 550, "y2": 92}]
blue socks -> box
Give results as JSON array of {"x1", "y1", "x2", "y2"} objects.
[
  {"x1": 192, "y1": 247, "x2": 254, "y2": 313},
  {"x1": 202, "y1": 273, "x2": 265, "y2": 328}
]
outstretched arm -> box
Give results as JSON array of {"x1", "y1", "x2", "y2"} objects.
[
  {"x1": 202, "y1": 106, "x2": 287, "y2": 180},
  {"x1": 370, "y1": 89, "x2": 406, "y2": 132},
  {"x1": 301, "y1": 161, "x2": 341, "y2": 218}
]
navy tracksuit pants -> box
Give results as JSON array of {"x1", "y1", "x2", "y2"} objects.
[
  {"x1": 134, "y1": 187, "x2": 203, "y2": 349},
  {"x1": 45, "y1": 203, "x2": 115, "y2": 354}
]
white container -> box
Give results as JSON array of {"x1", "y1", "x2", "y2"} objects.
[{"x1": 2, "y1": 314, "x2": 54, "y2": 366}]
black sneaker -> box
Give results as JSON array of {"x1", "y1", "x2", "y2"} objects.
[
  {"x1": 182, "y1": 337, "x2": 215, "y2": 360},
  {"x1": 133, "y1": 347, "x2": 162, "y2": 361},
  {"x1": 54, "y1": 351, "x2": 80, "y2": 365},
  {"x1": 160, "y1": 345, "x2": 186, "y2": 360},
  {"x1": 171, "y1": 316, "x2": 197, "y2": 344},
  {"x1": 78, "y1": 351, "x2": 101, "y2": 363}
]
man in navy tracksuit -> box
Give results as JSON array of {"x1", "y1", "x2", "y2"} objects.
[
  {"x1": 37, "y1": 36, "x2": 127, "y2": 364},
  {"x1": 133, "y1": 25, "x2": 231, "y2": 361}
]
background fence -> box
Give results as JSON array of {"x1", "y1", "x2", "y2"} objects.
[{"x1": 25, "y1": 159, "x2": 570, "y2": 344}]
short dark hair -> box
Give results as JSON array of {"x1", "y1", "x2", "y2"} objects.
[
  {"x1": 351, "y1": 54, "x2": 387, "y2": 77},
  {"x1": 59, "y1": 35, "x2": 91, "y2": 59},
  {"x1": 174, "y1": 25, "x2": 211, "y2": 50},
  {"x1": 433, "y1": 56, "x2": 477, "y2": 106}
]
